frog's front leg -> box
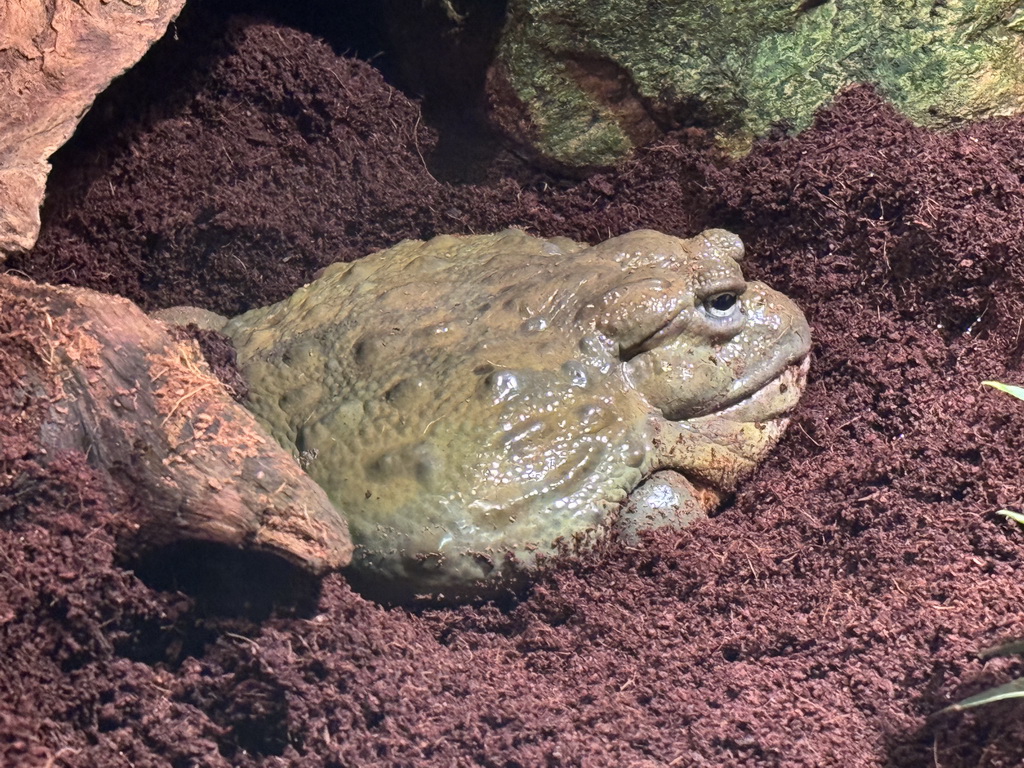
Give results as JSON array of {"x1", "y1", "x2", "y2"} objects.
[{"x1": 614, "y1": 470, "x2": 715, "y2": 544}]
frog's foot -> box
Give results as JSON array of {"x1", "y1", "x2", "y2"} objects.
[{"x1": 614, "y1": 469, "x2": 719, "y2": 545}]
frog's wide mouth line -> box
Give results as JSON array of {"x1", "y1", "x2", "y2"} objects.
[{"x1": 715, "y1": 354, "x2": 811, "y2": 422}]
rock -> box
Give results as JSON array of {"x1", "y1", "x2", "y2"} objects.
[
  {"x1": 0, "y1": 274, "x2": 352, "y2": 574},
  {"x1": 488, "y1": 0, "x2": 1024, "y2": 168},
  {"x1": 0, "y1": 0, "x2": 185, "y2": 258}
]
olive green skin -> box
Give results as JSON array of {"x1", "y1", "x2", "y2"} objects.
[{"x1": 222, "y1": 229, "x2": 811, "y2": 600}]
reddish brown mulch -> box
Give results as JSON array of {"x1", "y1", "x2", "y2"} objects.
[{"x1": 5, "y1": 7, "x2": 1024, "y2": 767}]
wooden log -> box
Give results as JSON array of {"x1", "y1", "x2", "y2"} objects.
[{"x1": 0, "y1": 274, "x2": 352, "y2": 574}]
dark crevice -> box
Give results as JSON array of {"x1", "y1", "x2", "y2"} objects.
[
  {"x1": 129, "y1": 540, "x2": 322, "y2": 620},
  {"x1": 48, "y1": 0, "x2": 510, "y2": 192}
]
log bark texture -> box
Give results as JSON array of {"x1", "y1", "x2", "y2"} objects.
[
  {"x1": 0, "y1": 0, "x2": 186, "y2": 256},
  {"x1": 0, "y1": 274, "x2": 352, "y2": 574}
]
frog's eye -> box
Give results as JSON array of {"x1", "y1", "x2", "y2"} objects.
[{"x1": 703, "y1": 291, "x2": 740, "y2": 319}]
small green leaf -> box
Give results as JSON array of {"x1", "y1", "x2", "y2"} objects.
[
  {"x1": 937, "y1": 380, "x2": 1024, "y2": 717},
  {"x1": 939, "y1": 677, "x2": 1024, "y2": 714},
  {"x1": 979, "y1": 637, "x2": 1024, "y2": 661},
  {"x1": 982, "y1": 381, "x2": 1024, "y2": 401},
  {"x1": 998, "y1": 509, "x2": 1024, "y2": 527}
]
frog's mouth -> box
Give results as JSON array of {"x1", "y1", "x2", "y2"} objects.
[
  {"x1": 649, "y1": 354, "x2": 810, "y2": 493},
  {"x1": 711, "y1": 354, "x2": 811, "y2": 424}
]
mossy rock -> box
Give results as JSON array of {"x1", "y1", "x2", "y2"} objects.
[{"x1": 488, "y1": 0, "x2": 1024, "y2": 167}]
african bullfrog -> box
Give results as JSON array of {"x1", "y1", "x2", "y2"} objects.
[{"x1": 165, "y1": 228, "x2": 811, "y2": 600}]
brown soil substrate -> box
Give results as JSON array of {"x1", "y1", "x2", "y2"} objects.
[{"x1": 5, "y1": 8, "x2": 1024, "y2": 767}]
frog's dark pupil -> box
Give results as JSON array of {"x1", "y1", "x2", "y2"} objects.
[{"x1": 710, "y1": 293, "x2": 736, "y2": 312}]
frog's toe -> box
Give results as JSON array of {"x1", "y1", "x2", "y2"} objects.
[{"x1": 152, "y1": 305, "x2": 230, "y2": 333}]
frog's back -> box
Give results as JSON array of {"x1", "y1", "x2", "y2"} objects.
[{"x1": 224, "y1": 230, "x2": 650, "y2": 596}]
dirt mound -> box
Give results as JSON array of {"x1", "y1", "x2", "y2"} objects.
[{"x1": 5, "y1": 10, "x2": 1024, "y2": 767}]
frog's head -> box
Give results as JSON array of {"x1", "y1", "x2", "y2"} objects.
[{"x1": 583, "y1": 229, "x2": 811, "y2": 493}]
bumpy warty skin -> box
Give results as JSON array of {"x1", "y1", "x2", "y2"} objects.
[{"x1": 223, "y1": 229, "x2": 811, "y2": 600}]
